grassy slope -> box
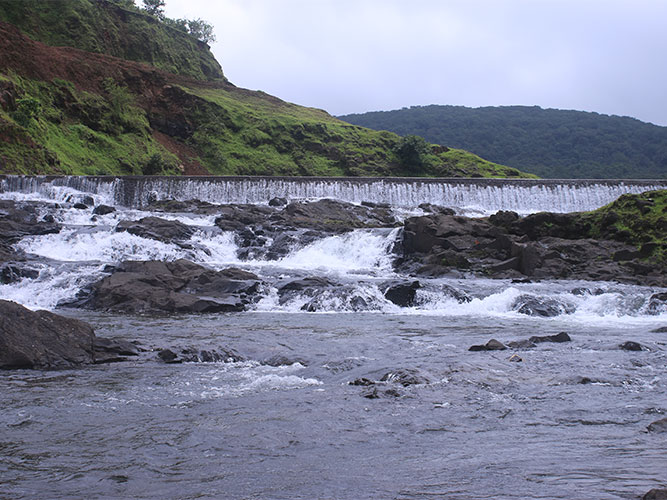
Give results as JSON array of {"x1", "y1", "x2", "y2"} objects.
[
  {"x1": 0, "y1": 0, "x2": 223, "y2": 81},
  {"x1": 0, "y1": 0, "x2": 533, "y2": 178}
]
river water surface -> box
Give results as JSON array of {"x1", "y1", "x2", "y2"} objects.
[{"x1": 1, "y1": 179, "x2": 666, "y2": 499}]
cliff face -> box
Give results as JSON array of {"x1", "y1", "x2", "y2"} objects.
[
  {"x1": 0, "y1": 0, "x2": 224, "y2": 81},
  {"x1": 0, "y1": 0, "x2": 532, "y2": 178}
]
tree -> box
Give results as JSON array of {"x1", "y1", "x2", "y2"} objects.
[
  {"x1": 394, "y1": 135, "x2": 430, "y2": 170},
  {"x1": 12, "y1": 97, "x2": 42, "y2": 128},
  {"x1": 187, "y1": 18, "x2": 216, "y2": 43},
  {"x1": 142, "y1": 0, "x2": 165, "y2": 19}
]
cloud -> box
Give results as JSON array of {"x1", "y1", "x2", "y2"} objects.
[{"x1": 164, "y1": 0, "x2": 667, "y2": 125}]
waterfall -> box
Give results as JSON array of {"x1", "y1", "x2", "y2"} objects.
[{"x1": 1, "y1": 175, "x2": 664, "y2": 214}]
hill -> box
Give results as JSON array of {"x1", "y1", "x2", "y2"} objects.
[
  {"x1": 339, "y1": 105, "x2": 667, "y2": 179},
  {"x1": 0, "y1": 0, "x2": 531, "y2": 178}
]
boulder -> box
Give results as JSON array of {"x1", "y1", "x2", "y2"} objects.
[
  {"x1": 92, "y1": 205, "x2": 116, "y2": 216},
  {"x1": 529, "y1": 332, "x2": 571, "y2": 344},
  {"x1": 0, "y1": 300, "x2": 136, "y2": 369},
  {"x1": 469, "y1": 339, "x2": 507, "y2": 351},
  {"x1": 71, "y1": 259, "x2": 263, "y2": 314},
  {"x1": 0, "y1": 263, "x2": 39, "y2": 284},
  {"x1": 0, "y1": 200, "x2": 61, "y2": 243},
  {"x1": 268, "y1": 197, "x2": 288, "y2": 207},
  {"x1": 647, "y1": 292, "x2": 667, "y2": 315},
  {"x1": 383, "y1": 281, "x2": 421, "y2": 307},
  {"x1": 115, "y1": 216, "x2": 195, "y2": 243},
  {"x1": 277, "y1": 199, "x2": 397, "y2": 232},
  {"x1": 512, "y1": 295, "x2": 575, "y2": 317},
  {"x1": 643, "y1": 489, "x2": 667, "y2": 500},
  {"x1": 619, "y1": 341, "x2": 643, "y2": 351},
  {"x1": 647, "y1": 418, "x2": 667, "y2": 433}
]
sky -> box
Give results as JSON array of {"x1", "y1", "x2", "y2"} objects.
[{"x1": 163, "y1": 0, "x2": 667, "y2": 126}]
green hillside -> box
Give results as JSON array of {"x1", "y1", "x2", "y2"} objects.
[
  {"x1": 340, "y1": 105, "x2": 667, "y2": 179},
  {"x1": 0, "y1": 0, "x2": 532, "y2": 178}
]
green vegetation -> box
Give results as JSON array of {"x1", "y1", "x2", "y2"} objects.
[
  {"x1": 586, "y1": 190, "x2": 667, "y2": 263},
  {"x1": 340, "y1": 105, "x2": 667, "y2": 179},
  {"x1": 0, "y1": 0, "x2": 534, "y2": 178},
  {"x1": 0, "y1": 0, "x2": 223, "y2": 81}
]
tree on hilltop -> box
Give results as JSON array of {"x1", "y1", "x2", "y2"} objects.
[{"x1": 142, "y1": 0, "x2": 165, "y2": 19}]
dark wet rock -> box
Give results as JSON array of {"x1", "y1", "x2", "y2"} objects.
[
  {"x1": 349, "y1": 378, "x2": 375, "y2": 386},
  {"x1": 508, "y1": 354, "x2": 523, "y2": 362},
  {"x1": 92, "y1": 337, "x2": 141, "y2": 364},
  {"x1": 507, "y1": 339, "x2": 537, "y2": 349},
  {"x1": 383, "y1": 281, "x2": 421, "y2": 307},
  {"x1": 489, "y1": 210, "x2": 519, "y2": 227},
  {"x1": 81, "y1": 195, "x2": 94, "y2": 206},
  {"x1": 0, "y1": 200, "x2": 61, "y2": 243},
  {"x1": 0, "y1": 299, "x2": 137, "y2": 369},
  {"x1": 362, "y1": 387, "x2": 379, "y2": 399},
  {"x1": 469, "y1": 339, "x2": 507, "y2": 352},
  {"x1": 512, "y1": 295, "x2": 575, "y2": 317},
  {"x1": 576, "y1": 376, "x2": 604, "y2": 385},
  {"x1": 380, "y1": 368, "x2": 430, "y2": 386},
  {"x1": 529, "y1": 332, "x2": 571, "y2": 344},
  {"x1": 214, "y1": 204, "x2": 276, "y2": 232},
  {"x1": 362, "y1": 201, "x2": 391, "y2": 209},
  {"x1": 72, "y1": 202, "x2": 88, "y2": 210},
  {"x1": 262, "y1": 354, "x2": 308, "y2": 367},
  {"x1": 268, "y1": 197, "x2": 288, "y2": 207},
  {"x1": 0, "y1": 299, "x2": 95, "y2": 369},
  {"x1": 92, "y1": 205, "x2": 116, "y2": 216},
  {"x1": 647, "y1": 418, "x2": 667, "y2": 433},
  {"x1": 0, "y1": 263, "x2": 39, "y2": 284},
  {"x1": 643, "y1": 489, "x2": 667, "y2": 500},
  {"x1": 157, "y1": 346, "x2": 244, "y2": 364},
  {"x1": 652, "y1": 326, "x2": 667, "y2": 333},
  {"x1": 276, "y1": 276, "x2": 337, "y2": 305},
  {"x1": 146, "y1": 199, "x2": 221, "y2": 215},
  {"x1": 115, "y1": 216, "x2": 195, "y2": 244},
  {"x1": 647, "y1": 292, "x2": 667, "y2": 315},
  {"x1": 70, "y1": 259, "x2": 263, "y2": 314},
  {"x1": 418, "y1": 203, "x2": 455, "y2": 215},
  {"x1": 384, "y1": 388, "x2": 401, "y2": 398},
  {"x1": 619, "y1": 341, "x2": 643, "y2": 351},
  {"x1": 276, "y1": 199, "x2": 397, "y2": 232}
]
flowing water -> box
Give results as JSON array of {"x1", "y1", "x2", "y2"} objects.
[{"x1": 1, "y1": 178, "x2": 666, "y2": 499}]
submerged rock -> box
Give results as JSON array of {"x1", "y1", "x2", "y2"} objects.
[
  {"x1": 647, "y1": 417, "x2": 667, "y2": 433},
  {"x1": 380, "y1": 368, "x2": 430, "y2": 386},
  {"x1": 643, "y1": 489, "x2": 667, "y2": 500},
  {"x1": 469, "y1": 339, "x2": 507, "y2": 352},
  {"x1": 383, "y1": 281, "x2": 421, "y2": 307},
  {"x1": 157, "y1": 346, "x2": 243, "y2": 364},
  {"x1": 92, "y1": 204, "x2": 116, "y2": 216},
  {"x1": 619, "y1": 341, "x2": 643, "y2": 351},
  {"x1": 529, "y1": 332, "x2": 572, "y2": 344},
  {"x1": 512, "y1": 295, "x2": 575, "y2": 317}
]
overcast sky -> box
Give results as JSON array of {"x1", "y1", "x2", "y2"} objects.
[{"x1": 164, "y1": 0, "x2": 667, "y2": 126}]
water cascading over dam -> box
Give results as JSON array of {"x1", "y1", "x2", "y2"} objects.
[{"x1": 1, "y1": 175, "x2": 664, "y2": 214}]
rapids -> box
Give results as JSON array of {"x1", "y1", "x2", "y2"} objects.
[{"x1": 1, "y1": 178, "x2": 666, "y2": 499}]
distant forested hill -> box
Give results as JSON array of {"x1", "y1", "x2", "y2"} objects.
[{"x1": 339, "y1": 105, "x2": 667, "y2": 179}]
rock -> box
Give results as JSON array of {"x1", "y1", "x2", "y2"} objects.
[
  {"x1": 619, "y1": 341, "x2": 643, "y2": 351},
  {"x1": 469, "y1": 339, "x2": 507, "y2": 351},
  {"x1": 651, "y1": 326, "x2": 667, "y2": 333},
  {"x1": 349, "y1": 378, "x2": 375, "y2": 386},
  {"x1": 383, "y1": 281, "x2": 421, "y2": 307},
  {"x1": 82, "y1": 196, "x2": 95, "y2": 207},
  {"x1": 0, "y1": 300, "x2": 95, "y2": 369},
  {"x1": 643, "y1": 488, "x2": 667, "y2": 500},
  {"x1": 506, "y1": 339, "x2": 537, "y2": 349},
  {"x1": 529, "y1": 332, "x2": 572, "y2": 344},
  {"x1": 72, "y1": 202, "x2": 88, "y2": 210},
  {"x1": 263, "y1": 354, "x2": 308, "y2": 367},
  {"x1": 93, "y1": 205, "x2": 116, "y2": 216},
  {"x1": 647, "y1": 292, "x2": 667, "y2": 315},
  {"x1": 0, "y1": 200, "x2": 61, "y2": 243},
  {"x1": 509, "y1": 354, "x2": 523, "y2": 362},
  {"x1": 115, "y1": 216, "x2": 195, "y2": 243},
  {"x1": 489, "y1": 210, "x2": 519, "y2": 227},
  {"x1": 380, "y1": 368, "x2": 430, "y2": 386},
  {"x1": 214, "y1": 204, "x2": 275, "y2": 231},
  {"x1": 277, "y1": 276, "x2": 337, "y2": 305},
  {"x1": 70, "y1": 259, "x2": 263, "y2": 314},
  {"x1": 0, "y1": 300, "x2": 136, "y2": 369},
  {"x1": 418, "y1": 203, "x2": 455, "y2": 215},
  {"x1": 0, "y1": 263, "x2": 39, "y2": 284},
  {"x1": 92, "y1": 337, "x2": 141, "y2": 364},
  {"x1": 157, "y1": 346, "x2": 244, "y2": 364},
  {"x1": 362, "y1": 387, "x2": 379, "y2": 399},
  {"x1": 268, "y1": 197, "x2": 288, "y2": 207},
  {"x1": 647, "y1": 418, "x2": 667, "y2": 433},
  {"x1": 277, "y1": 199, "x2": 397, "y2": 232},
  {"x1": 512, "y1": 295, "x2": 575, "y2": 317}
]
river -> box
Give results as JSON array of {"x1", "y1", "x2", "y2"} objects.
[{"x1": 1, "y1": 176, "x2": 665, "y2": 499}]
